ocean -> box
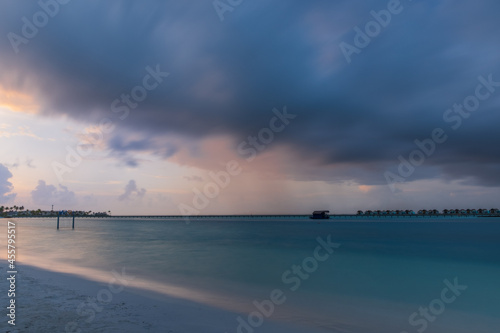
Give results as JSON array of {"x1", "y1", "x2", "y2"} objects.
[{"x1": 2, "y1": 217, "x2": 500, "y2": 332}]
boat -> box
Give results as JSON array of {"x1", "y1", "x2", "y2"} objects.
[{"x1": 310, "y1": 210, "x2": 330, "y2": 219}]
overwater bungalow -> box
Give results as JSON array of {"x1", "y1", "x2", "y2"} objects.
[{"x1": 310, "y1": 210, "x2": 330, "y2": 219}]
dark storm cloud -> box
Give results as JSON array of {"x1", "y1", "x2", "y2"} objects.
[{"x1": 1, "y1": 0, "x2": 500, "y2": 186}]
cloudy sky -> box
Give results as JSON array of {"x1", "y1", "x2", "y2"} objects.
[{"x1": 1, "y1": 0, "x2": 499, "y2": 215}]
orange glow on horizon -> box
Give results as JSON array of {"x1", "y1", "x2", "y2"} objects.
[
  {"x1": 0, "y1": 86, "x2": 39, "y2": 114},
  {"x1": 358, "y1": 185, "x2": 373, "y2": 193}
]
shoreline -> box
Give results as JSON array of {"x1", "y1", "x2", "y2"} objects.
[
  {"x1": 4, "y1": 262, "x2": 498, "y2": 333},
  {"x1": 1, "y1": 261, "x2": 324, "y2": 333}
]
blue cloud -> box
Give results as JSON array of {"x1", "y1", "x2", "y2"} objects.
[{"x1": 0, "y1": 164, "x2": 16, "y2": 204}]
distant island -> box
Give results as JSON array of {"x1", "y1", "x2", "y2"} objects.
[
  {"x1": 0, "y1": 206, "x2": 110, "y2": 218},
  {"x1": 356, "y1": 208, "x2": 499, "y2": 216}
]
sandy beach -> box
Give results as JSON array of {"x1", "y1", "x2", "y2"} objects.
[
  {"x1": 1, "y1": 262, "x2": 323, "y2": 333},
  {"x1": 4, "y1": 261, "x2": 499, "y2": 333}
]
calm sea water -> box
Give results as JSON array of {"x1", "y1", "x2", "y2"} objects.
[{"x1": 2, "y1": 217, "x2": 500, "y2": 332}]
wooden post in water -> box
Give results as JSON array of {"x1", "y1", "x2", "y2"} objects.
[
  {"x1": 57, "y1": 212, "x2": 60, "y2": 230},
  {"x1": 72, "y1": 214, "x2": 75, "y2": 229}
]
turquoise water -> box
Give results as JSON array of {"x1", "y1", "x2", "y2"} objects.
[{"x1": 3, "y1": 217, "x2": 500, "y2": 332}]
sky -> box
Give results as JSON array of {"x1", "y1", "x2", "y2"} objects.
[{"x1": 0, "y1": 0, "x2": 499, "y2": 215}]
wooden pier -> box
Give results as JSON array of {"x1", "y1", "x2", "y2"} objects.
[
  {"x1": 54, "y1": 213, "x2": 487, "y2": 224},
  {"x1": 84, "y1": 214, "x2": 308, "y2": 219},
  {"x1": 56, "y1": 213, "x2": 76, "y2": 230},
  {"x1": 8, "y1": 213, "x2": 497, "y2": 230}
]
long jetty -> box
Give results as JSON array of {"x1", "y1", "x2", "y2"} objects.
[
  {"x1": 6, "y1": 213, "x2": 497, "y2": 231},
  {"x1": 85, "y1": 214, "x2": 308, "y2": 219},
  {"x1": 84, "y1": 214, "x2": 484, "y2": 219}
]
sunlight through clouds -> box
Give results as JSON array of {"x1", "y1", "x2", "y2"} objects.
[{"x1": 0, "y1": 86, "x2": 39, "y2": 114}]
